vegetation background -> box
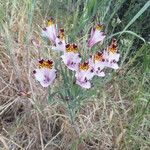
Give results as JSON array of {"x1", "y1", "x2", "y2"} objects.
[{"x1": 0, "y1": 0, "x2": 150, "y2": 149}]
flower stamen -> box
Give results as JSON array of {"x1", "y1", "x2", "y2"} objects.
[
  {"x1": 65, "y1": 43, "x2": 78, "y2": 53},
  {"x1": 79, "y1": 62, "x2": 89, "y2": 71},
  {"x1": 58, "y1": 28, "x2": 65, "y2": 40},
  {"x1": 108, "y1": 39, "x2": 117, "y2": 53},
  {"x1": 95, "y1": 24, "x2": 103, "y2": 31},
  {"x1": 47, "y1": 17, "x2": 54, "y2": 26},
  {"x1": 38, "y1": 59, "x2": 53, "y2": 69},
  {"x1": 93, "y1": 52, "x2": 105, "y2": 62}
]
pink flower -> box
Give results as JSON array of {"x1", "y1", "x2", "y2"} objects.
[
  {"x1": 103, "y1": 39, "x2": 120, "y2": 70},
  {"x1": 61, "y1": 44, "x2": 81, "y2": 71},
  {"x1": 87, "y1": 24, "x2": 106, "y2": 48},
  {"x1": 89, "y1": 52, "x2": 106, "y2": 77},
  {"x1": 33, "y1": 59, "x2": 56, "y2": 87},
  {"x1": 75, "y1": 62, "x2": 94, "y2": 89},
  {"x1": 41, "y1": 18, "x2": 57, "y2": 44},
  {"x1": 52, "y1": 28, "x2": 66, "y2": 52}
]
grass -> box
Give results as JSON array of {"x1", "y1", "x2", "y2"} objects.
[{"x1": 0, "y1": 0, "x2": 150, "y2": 149}]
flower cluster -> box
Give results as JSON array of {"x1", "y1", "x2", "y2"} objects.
[{"x1": 33, "y1": 18, "x2": 120, "y2": 89}]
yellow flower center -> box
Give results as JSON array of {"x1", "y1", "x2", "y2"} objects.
[
  {"x1": 47, "y1": 18, "x2": 54, "y2": 26},
  {"x1": 95, "y1": 24, "x2": 103, "y2": 30},
  {"x1": 66, "y1": 43, "x2": 78, "y2": 53},
  {"x1": 108, "y1": 39, "x2": 117, "y2": 54},
  {"x1": 79, "y1": 62, "x2": 89, "y2": 71},
  {"x1": 38, "y1": 59, "x2": 53, "y2": 69},
  {"x1": 93, "y1": 52, "x2": 104, "y2": 62},
  {"x1": 58, "y1": 28, "x2": 65, "y2": 40}
]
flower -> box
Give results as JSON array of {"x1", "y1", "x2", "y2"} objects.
[
  {"x1": 89, "y1": 51, "x2": 106, "y2": 77},
  {"x1": 33, "y1": 59, "x2": 56, "y2": 87},
  {"x1": 52, "y1": 28, "x2": 66, "y2": 52},
  {"x1": 75, "y1": 62, "x2": 94, "y2": 89},
  {"x1": 61, "y1": 44, "x2": 81, "y2": 71},
  {"x1": 87, "y1": 24, "x2": 106, "y2": 48},
  {"x1": 103, "y1": 39, "x2": 120, "y2": 70},
  {"x1": 41, "y1": 17, "x2": 57, "y2": 44}
]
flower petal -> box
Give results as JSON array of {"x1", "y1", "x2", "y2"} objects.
[
  {"x1": 103, "y1": 50, "x2": 120, "y2": 70},
  {"x1": 76, "y1": 79, "x2": 91, "y2": 89},
  {"x1": 87, "y1": 29, "x2": 105, "y2": 48},
  {"x1": 52, "y1": 37, "x2": 66, "y2": 52},
  {"x1": 34, "y1": 68, "x2": 56, "y2": 87},
  {"x1": 61, "y1": 53, "x2": 81, "y2": 71},
  {"x1": 105, "y1": 62, "x2": 119, "y2": 70},
  {"x1": 41, "y1": 25, "x2": 57, "y2": 43},
  {"x1": 95, "y1": 70, "x2": 105, "y2": 77}
]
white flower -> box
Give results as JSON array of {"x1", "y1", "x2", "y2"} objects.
[
  {"x1": 76, "y1": 78, "x2": 91, "y2": 89},
  {"x1": 33, "y1": 59, "x2": 56, "y2": 87},
  {"x1": 89, "y1": 52, "x2": 106, "y2": 77},
  {"x1": 61, "y1": 44, "x2": 81, "y2": 71},
  {"x1": 103, "y1": 39, "x2": 120, "y2": 70},
  {"x1": 87, "y1": 24, "x2": 106, "y2": 48},
  {"x1": 75, "y1": 62, "x2": 94, "y2": 89},
  {"x1": 41, "y1": 18, "x2": 57, "y2": 44},
  {"x1": 52, "y1": 28, "x2": 66, "y2": 52}
]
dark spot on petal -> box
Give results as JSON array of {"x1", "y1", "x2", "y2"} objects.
[
  {"x1": 43, "y1": 27, "x2": 47, "y2": 31},
  {"x1": 47, "y1": 60, "x2": 53, "y2": 64},
  {"x1": 97, "y1": 51, "x2": 103, "y2": 56},
  {"x1": 60, "y1": 28, "x2": 64, "y2": 32},
  {"x1": 58, "y1": 41, "x2": 62, "y2": 45},
  {"x1": 73, "y1": 43, "x2": 77, "y2": 49},
  {"x1": 66, "y1": 44, "x2": 70, "y2": 48},
  {"x1": 39, "y1": 59, "x2": 44, "y2": 64},
  {"x1": 85, "y1": 77, "x2": 88, "y2": 82},
  {"x1": 93, "y1": 27, "x2": 96, "y2": 32},
  {"x1": 98, "y1": 67, "x2": 100, "y2": 70},
  {"x1": 84, "y1": 61, "x2": 89, "y2": 65},
  {"x1": 33, "y1": 70, "x2": 36, "y2": 74},
  {"x1": 113, "y1": 60, "x2": 116, "y2": 63},
  {"x1": 90, "y1": 69, "x2": 94, "y2": 73},
  {"x1": 48, "y1": 17, "x2": 54, "y2": 21},
  {"x1": 102, "y1": 59, "x2": 105, "y2": 62}
]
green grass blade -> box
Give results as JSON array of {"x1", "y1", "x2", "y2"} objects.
[{"x1": 123, "y1": 1, "x2": 150, "y2": 31}]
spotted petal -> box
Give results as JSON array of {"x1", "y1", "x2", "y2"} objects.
[
  {"x1": 88, "y1": 55, "x2": 106, "y2": 77},
  {"x1": 94, "y1": 62, "x2": 105, "y2": 77},
  {"x1": 34, "y1": 68, "x2": 56, "y2": 87},
  {"x1": 103, "y1": 50, "x2": 120, "y2": 70},
  {"x1": 41, "y1": 25, "x2": 57, "y2": 44},
  {"x1": 61, "y1": 53, "x2": 81, "y2": 71},
  {"x1": 52, "y1": 37, "x2": 66, "y2": 52},
  {"x1": 76, "y1": 79, "x2": 91, "y2": 89},
  {"x1": 87, "y1": 26, "x2": 106, "y2": 48}
]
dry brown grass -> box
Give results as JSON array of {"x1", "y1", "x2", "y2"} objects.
[{"x1": 0, "y1": 49, "x2": 132, "y2": 149}]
